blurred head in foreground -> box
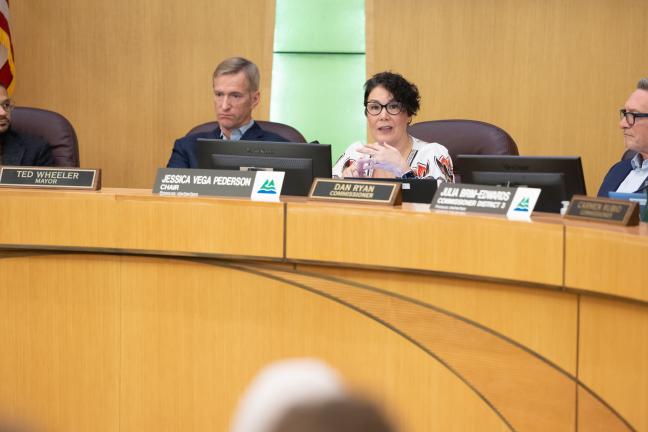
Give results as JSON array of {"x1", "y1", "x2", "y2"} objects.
[
  {"x1": 0, "y1": 420, "x2": 32, "y2": 432},
  {"x1": 270, "y1": 396, "x2": 397, "y2": 432},
  {"x1": 230, "y1": 358, "x2": 346, "y2": 432}
]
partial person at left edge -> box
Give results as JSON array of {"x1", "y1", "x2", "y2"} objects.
[
  {"x1": 0, "y1": 84, "x2": 54, "y2": 166},
  {"x1": 166, "y1": 57, "x2": 288, "y2": 168}
]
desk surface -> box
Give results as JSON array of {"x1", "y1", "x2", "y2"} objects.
[
  {"x1": 0, "y1": 187, "x2": 285, "y2": 259},
  {"x1": 0, "y1": 187, "x2": 646, "y2": 432},
  {"x1": 0, "y1": 187, "x2": 646, "y2": 302}
]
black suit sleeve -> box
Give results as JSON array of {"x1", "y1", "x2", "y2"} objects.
[
  {"x1": 36, "y1": 140, "x2": 55, "y2": 166},
  {"x1": 167, "y1": 138, "x2": 191, "y2": 168}
]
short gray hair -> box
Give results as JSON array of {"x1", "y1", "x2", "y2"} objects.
[
  {"x1": 637, "y1": 78, "x2": 648, "y2": 91},
  {"x1": 213, "y1": 57, "x2": 260, "y2": 92}
]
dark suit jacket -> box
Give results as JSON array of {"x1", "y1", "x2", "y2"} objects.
[
  {"x1": 1, "y1": 129, "x2": 54, "y2": 166},
  {"x1": 166, "y1": 122, "x2": 289, "y2": 168},
  {"x1": 597, "y1": 159, "x2": 635, "y2": 197}
]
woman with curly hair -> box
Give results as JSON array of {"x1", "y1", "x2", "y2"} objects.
[{"x1": 333, "y1": 71, "x2": 454, "y2": 182}]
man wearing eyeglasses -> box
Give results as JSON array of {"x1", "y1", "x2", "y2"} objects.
[
  {"x1": 166, "y1": 57, "x2": 288, "y2": 168},
  {"x1": 598, "y1": 78, "x2": 648, "y2": 196},
  {"x1": 0, "y1": 85, "x2": 53, "y2": 166}
]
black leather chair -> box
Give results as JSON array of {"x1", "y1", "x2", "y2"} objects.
[
  {"x1": 11, "y1": 107, "x2": 80, "y2": 167},
  {"x1": 187, "y1": 120, "x2": 307, "y2": 143},
  {"x1": 408, "y1": 119, "x2": 518, "y2": 172}
]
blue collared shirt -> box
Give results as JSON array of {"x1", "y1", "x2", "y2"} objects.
[
  {"x1": 617, "y1": 153, "x2": 648, "y2": 192},
  {"x1": 220, "y1": 120, "x2": 255, "y2": 141}
]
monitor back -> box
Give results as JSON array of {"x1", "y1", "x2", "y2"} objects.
[
  {"x1": 197, "y1": 139, "x2": 332, "y2": 196},
  {"x1": 457, "y1": 155, "x2": 587, "y2": 213}
]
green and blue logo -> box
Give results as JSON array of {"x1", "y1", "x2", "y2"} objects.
[
  {"x1": 257, "y1": 179, "x2": 277, "y2": 194},
  {"x1": 514, "y1": 197, "x2": 530, "y2": 212}
]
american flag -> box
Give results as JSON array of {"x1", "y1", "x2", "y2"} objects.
[{"x1": 0, "y1": 0, "x2": 14, "y2": 95}]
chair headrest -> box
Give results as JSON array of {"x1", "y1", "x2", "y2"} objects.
[
  {"x1": 11, "y1": 106, "x2": 80, "y2": 167},
  {"x1": 408, "y1": 119, "x2": 519, "y2": 169}
]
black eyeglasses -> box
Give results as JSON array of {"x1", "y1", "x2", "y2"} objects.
[
  {"x1": 620, "y1": 109, "x2": 648, "y2": 126},
  {"x1": 365, "y1": 101, "x2": 404, "y2": 116}
]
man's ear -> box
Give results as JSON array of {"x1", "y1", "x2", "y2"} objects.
[{"x1": 251, "y1": 90, "x2": 260, "y2": 109}]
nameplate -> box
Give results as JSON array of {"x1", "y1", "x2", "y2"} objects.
[
  {"x1": 308, "y1": 178, "x2": 402, "y2": 206},
  {"x1": 0, "y1": 166, "x2": 101, "y2": 190},
  {"x1": 564, "y1": 195, "x2": 639, "y2": 226},
  {"x1": 431, "y1": 183, "x2": 540, "y2": 219},
  {"x1": 152, "y1": 168, "x2": 284, "y2": 202}
]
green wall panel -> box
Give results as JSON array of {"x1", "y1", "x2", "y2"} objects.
[
  {"x1": 270, "y1": 53, "x2": 366, "y2": 160},
  {"x1": 271, "y1": 0, "x2": 366, "y2": 163},
  {"x1": 274, "y1": 0, "x2": 365, "y2": 53}
]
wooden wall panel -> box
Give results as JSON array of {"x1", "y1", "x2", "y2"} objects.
[
  {"x1": 12, "y1": 0, "x2": 644, "y2": 194},
  {"x1": 0, "y1": 188, "x2": 285, "y2": 259},
  {"x1": 1, "y1": 197, "x2": 647, "y2": 430},
  {"x1": 10, "y1": 1, "x2": 276, "y2": 188},
  {"x1": 565, "y1": 223, "x2": 648, "y2": 303},
  {"x1": 286, "y1": 201, "x2": 564, "y2": 286},
  {"x1": 271, "y1": 265, "x2": 578, "y2": 431},
  {"x1": 579, "y1": 296, "x2": 648, "y2": 432},
  {"x1": 0, "y1": 254, "x2": 120, "y2": 432},
  {"x1": 119, "y1": 257, "x2": 510, "y2": 432},
  {"x1": 299, "y1": 266, "x2": 578, "y2": 375},
  {"x1": 367, "y1": 0, "x2": 648, "y2": 195}
]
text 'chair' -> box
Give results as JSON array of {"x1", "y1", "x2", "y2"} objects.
[
  {"x1": 11, "y1": 107, "x2": 80, "y2": 167},
  {"x1": 187, "y1": 120, "x2": 307, "y2": 143},
  {"x1": 408, "y1": 119, "x2": 518, "y2": 173}
]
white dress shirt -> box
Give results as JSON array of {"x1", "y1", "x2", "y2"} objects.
[{"x1": 617, "y1": 153, "x2": 648, "y2": 192}]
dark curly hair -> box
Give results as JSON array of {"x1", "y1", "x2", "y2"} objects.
[{"x1": 364, "y1": 71, "x2": 420, "y2": 116}]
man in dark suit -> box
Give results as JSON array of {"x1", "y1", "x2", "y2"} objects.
[
  {"x1": 167, "y1": 57, "x2": 287, "y2": 168},
  {"x1": 598, "y1": 78, "x2": 648, "y2": 196},
  {"x1": 0, "y1": 85, "x2": 53, "y2": 166}
]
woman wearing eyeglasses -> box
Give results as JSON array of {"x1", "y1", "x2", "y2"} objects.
[{"x1": 332, "y1": 71, "x2": 454, "y2": 183}]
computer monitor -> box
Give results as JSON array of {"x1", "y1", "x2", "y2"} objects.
[
  {"x1": 196, "y1": 138, "x2": 332, "y2": 196},
  {"x1": 456, "y1": 155, "x2": 587, "y2": 213}
]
